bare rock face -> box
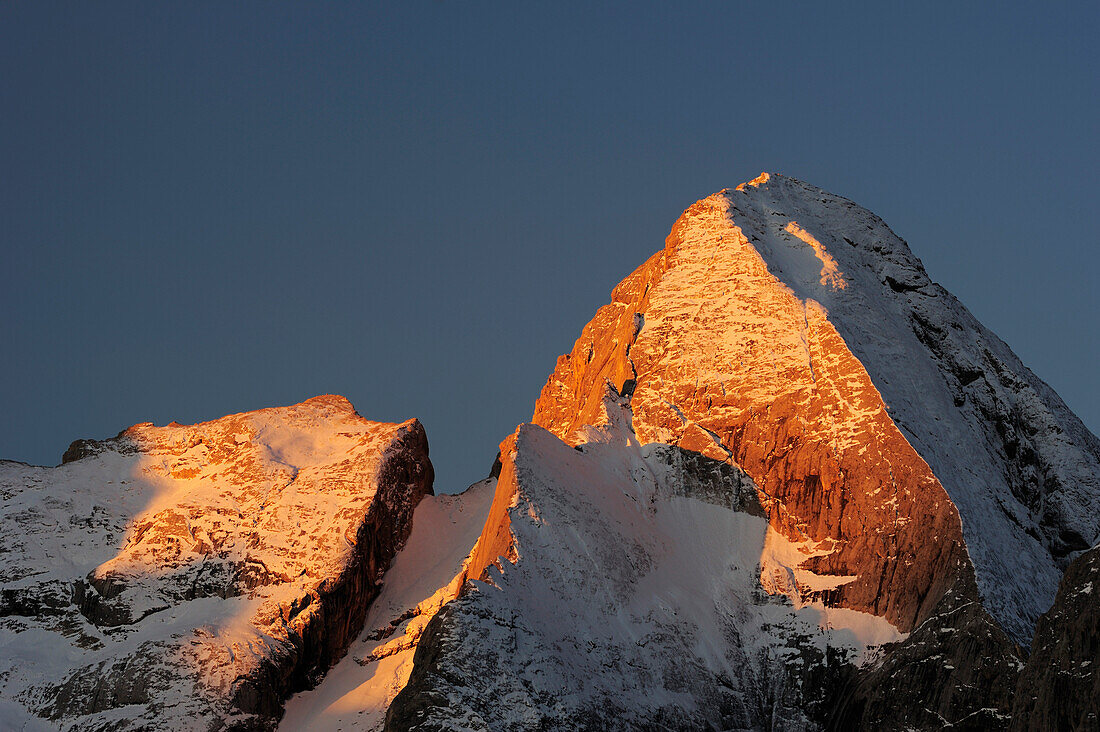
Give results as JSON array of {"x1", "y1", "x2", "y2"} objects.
[
  {"x1": 279, "y1": 476, "x2": 497, "y2": 731},
  {"x1": 386, "y1": 173, "x2": 1100, "y2": 730},
  {"x1": 0, "y1": 395, "x2": 433, "y2": 731},
  {"x1": 1011, "y1": 544, "x2": 1100, "y2": 731},
  {"x1": 829, "y1": 578, "x2": 1024, "y2": 730},
  {"x1": 532, "y1": 174, "x2": 1100, "y2": 645}
]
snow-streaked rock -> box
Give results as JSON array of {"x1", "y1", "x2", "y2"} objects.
[
  {"x1": 0, "y1": 395, "x2": 433, "y2": 731},
  {"x1": 5, "y1": 173, "x2": 1097, "y2": 731},
  {"x1": 388, "y1": 407, "x2": 904, "y2": 731},
  {"x1": 1011, "y1": 543, "x2": 1100, "y2": 731},
  {"x1": 280, "y1": 477, "x2": 495, "y2": 731}
]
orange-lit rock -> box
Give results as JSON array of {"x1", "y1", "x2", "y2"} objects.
[
  {"x1": 533, "y1": 191, "x2": 966, "y2": 632},
  {"x1": 530, "y1": 176, "x2": 1100, "y2": 645},
  {"x1": 0, "y1": 395, "x2": 432, "y2": 730},
  {"x1": 281, "y1": 476, "x2": 496, "y2": 731}
]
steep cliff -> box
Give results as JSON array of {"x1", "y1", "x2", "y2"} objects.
[
  {"x1": 532, "y1": 174, "x2": 1100, "y2": 645},
  {"x1": 0, "y1": 395, "x2": 433, "y2": 731},
  {"x1": 1011, "y1": 544, "x2": 1100, "y2": 731},
  {"x1": 280, "y1": 477, "x2": 495, "y2": 731}
]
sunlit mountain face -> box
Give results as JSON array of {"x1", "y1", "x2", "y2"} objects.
[
  {"x1": 2, "y1": 175, "x2": 1098, "y2": 731},
  {"x1": 0, "y1": 396, "x2": 433, "y2": 731}
]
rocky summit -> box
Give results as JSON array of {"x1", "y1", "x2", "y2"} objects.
[{"x1": 2, "y1": 174, "x2": 1098, "y2": 731}]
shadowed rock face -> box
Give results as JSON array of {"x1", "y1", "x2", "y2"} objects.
[
  {"x1": 1011, "y1": 545, "x2": 1100, "y2": 731},
  {"x1": 828, "y1": 578, "x2": 1024, "y2": 731},
  {"x1": 0, "y1": 395, "x2": 433, "y2": 731}
]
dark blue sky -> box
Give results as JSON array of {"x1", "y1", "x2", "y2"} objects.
[{"x1": 2, "y1": 3, "x2": 1097, "y2": 493}]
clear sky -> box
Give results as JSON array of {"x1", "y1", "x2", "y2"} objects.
[{"x1": 2, "y1": 3, "x2": 1097, "y2": 493}]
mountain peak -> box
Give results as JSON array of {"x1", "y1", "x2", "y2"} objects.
[
  {"x1": 735, "y1": 170, "x2": 773, "y2": 190},
  {"x1": 537, "y1": 174, "x2": 1100, "y2": 645},
  {"x1": 387, "y1": 175, "x2": 1100, "y2": 729}
]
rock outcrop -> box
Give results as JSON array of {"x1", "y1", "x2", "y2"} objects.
[
  {"x1": 0, "y1": 395, "x2": 433, "y2": 731},
  {"x1": 532, "y1": 174, "x2": 1100, "y2": 645},
  {"x1": 1011, "y1": 544, "x2": 1100, "y2": 731},
  {"x1": 828, "y1": 578, "x2": 1023, "y2": 730}
]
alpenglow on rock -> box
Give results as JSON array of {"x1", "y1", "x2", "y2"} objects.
[
  {"x1": 0, "y1": 395, "x2": 433, "y2": 731},
  {"x1": 382, "y1": 173, "x2": 1100, "y2": 731},
  {"x1": 2, "y1": 173, "x2": 1098, "y2": 732}
]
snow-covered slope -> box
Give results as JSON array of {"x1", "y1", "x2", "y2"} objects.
[
  {"x1": 0, "y1": 395, "x2": 432, "y2": 731},
  {"x1": 720, "y1": 175, "x2": 1100, "y2": 643},
  {"x1": 280, "y1": 478, "x2": 495, "y2": 731}
]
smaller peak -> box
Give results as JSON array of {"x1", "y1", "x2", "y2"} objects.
[
  {"x1": 735, "y1": 172, "x2": 773, "y2": 191},
  {"x1": 119, "y1": 422, "x2": 155, "y2": 438},
  {"x1": 301, "y1": 394, "x2": 355, "y2": 410}
]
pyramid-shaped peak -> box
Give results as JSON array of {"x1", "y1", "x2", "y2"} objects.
[{"x1": 536, "y1": 175, "x2": 1100, "y2": 647}]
